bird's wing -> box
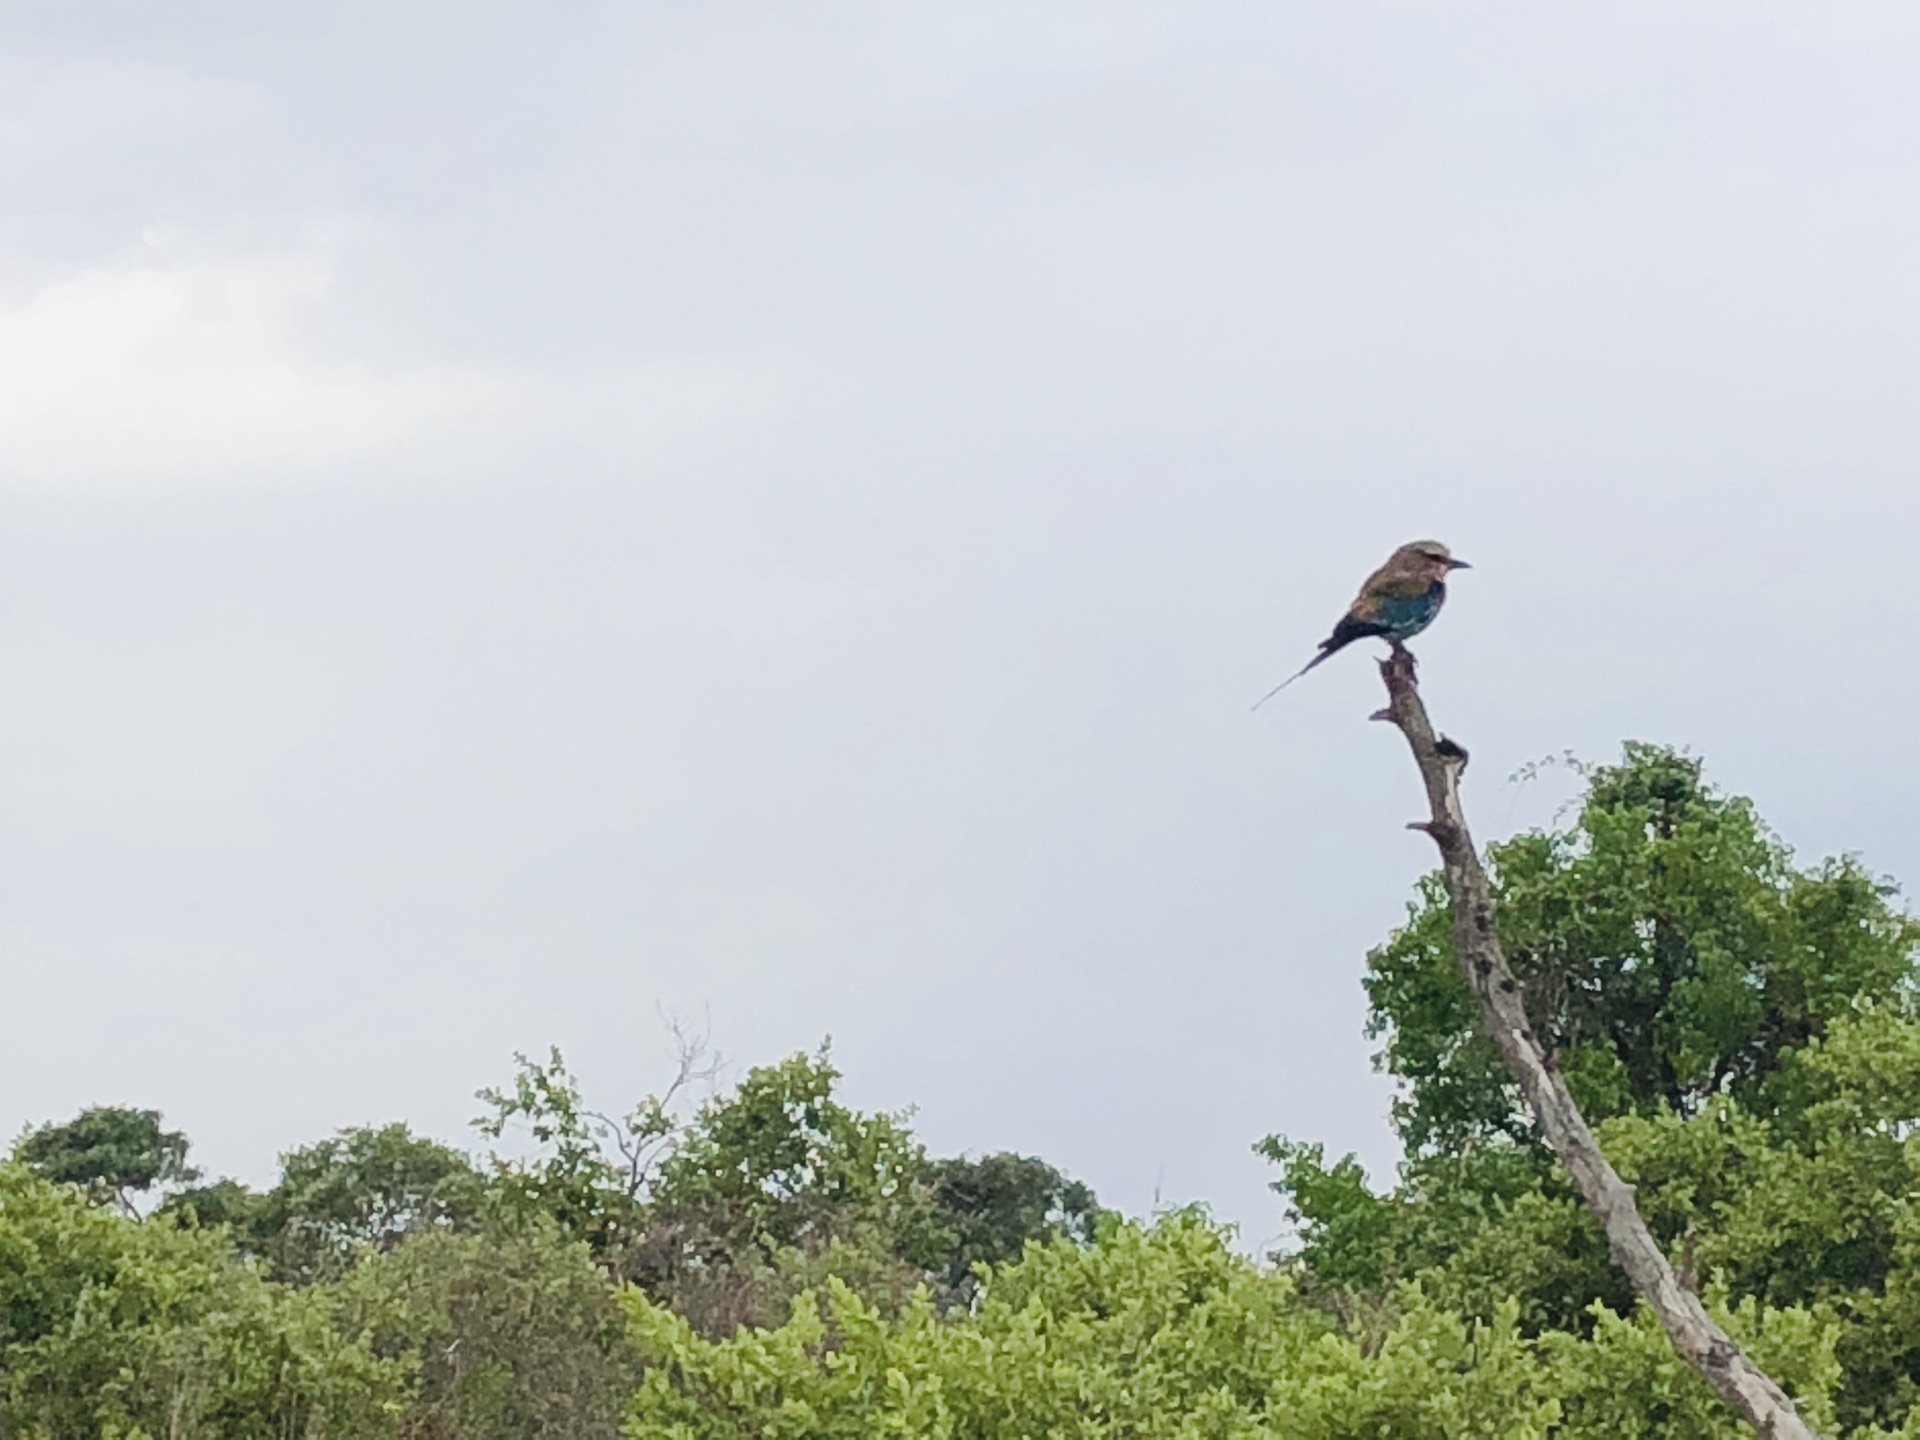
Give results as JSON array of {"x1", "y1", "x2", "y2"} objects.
[
  {"x1": 1349, "y1": 559, "x2": 1427, "y2": 617},
  {"x1": 1325, "y1": 611, "x2": 1392, "y2": 648},
  {"x1": 1367, "y1": 569, "x2": 1433, "y2": 600}
]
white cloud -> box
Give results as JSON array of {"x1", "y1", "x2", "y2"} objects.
[
  {"x1": 0, "y1": 251, "x2": 521, "y2": 484},
  {"x1": 0, "y1": 248, "x2": 812, "y2": 487}
]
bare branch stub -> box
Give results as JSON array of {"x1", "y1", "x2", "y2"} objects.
[{"x1": 1372, "y1": 656, "x2": 1823, "y2": 1440}]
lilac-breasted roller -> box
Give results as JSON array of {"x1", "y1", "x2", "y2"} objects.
[{"x1": 1253, "y1": 540, "x2": 1471, "y2": 709}]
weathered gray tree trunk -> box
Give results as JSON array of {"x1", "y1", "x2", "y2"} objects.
[{"x1": 1373, "y1": 647, "x2": 1821, "y2": 1440}]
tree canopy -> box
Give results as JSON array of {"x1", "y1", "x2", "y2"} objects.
[
  {"x1": 15, "y1": 1105, "x2": 196, "y2": 1214},
  {"x1": 1365, "y1": 744, "x2": 1918, "y2": 1154},
  {"x1": 1266, "y1": 744, "x2": 1920, "y2": 1434}
]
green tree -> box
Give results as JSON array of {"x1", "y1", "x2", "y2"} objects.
[
  {"x1": 470, "y1": 1042, "x2": 1102, "y2": 1333},
  {"x1": 633, "y1": 1046, "x2": 952, "y2": 1333},
  {"x1": 1264, "y1": 744, "x2": 1920, "y2": 1431},
  {"x1": 336, "y1": 1223, "x2": 642, "y2": 1439},
  {"x1": 14, "y1": 1106, "x2": 197, "y2": 1214},
  {"x1": 1365, "y1": 745, "x2": 1918, "y2": 1154},
  {"x1": 475, "y1": 1046, "x2": 683, "y2": 1258},
  {"x1": 1593, "y1": 1005, "x2": 1920, "y2": 1431},
  {"x1": 925, "y1": 1151, "x2": 1101, "y2": 1292},
  {"x1": 159, "y1": 1174, "x2": 270, "y2": 1234},
  {"x1": 252, "y1": 1123, "x2": 488, "y2": 1283},
  {"x1": 651, "y1": 1046, "x2": 943, "y2": 1259},
  {"x1": 163, "y1": 1123, "x2": 489, "y2": 1285}
]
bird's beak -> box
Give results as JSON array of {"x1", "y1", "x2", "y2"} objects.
[{"x1": 1447, "y1": 558, "x2": 1472, "y2": 570}]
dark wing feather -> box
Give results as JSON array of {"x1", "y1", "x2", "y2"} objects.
[{"x1": 1324, "y1": 613, "x2": 1393, "y2": 650}]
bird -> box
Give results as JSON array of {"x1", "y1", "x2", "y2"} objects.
[{"x1": 1252, "y1": 540, "x2": 1471, "y2": 709}]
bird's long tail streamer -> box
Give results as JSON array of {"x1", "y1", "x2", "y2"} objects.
[{"x1": 1250, "y1": 650, "x2": 1330, "y2": 711}]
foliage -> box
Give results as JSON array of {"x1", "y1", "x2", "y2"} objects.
[
  {"x1": 650, "y1": 1046, "x2": 947, "y2": 1264},
  {"x1": 160, "y1": 1123, "x2": 490, "y2": 1286},
  {"x1": 468, "y1": 1042, "x2": 1089, "y2": 1333},
  {"x1": 1258, "y1": 1137, "x2": 1630, "y2": 1334},
  {"x1": 629, "y1": 1046, "x2": 951, "y2": 1333},
  {"x1": 0, "y1": 1163, "x2": 407, "y2": 1439},
  {"x1": 1265, "y1": 744, "x2": 1920, "y2": 1433},
  {"x1": 1, "y1": 1161, "x2": 645, "y2": 1438},
  {"x1": 476, "y1": 1047, "x2": 658, "y2": 1256},
  {"x1": 159, "y1": 1176, "x2": 268, "y2": 1235},
  {"x1": 3, "y1": 1047, "x2": 1104, "y2": 1432},
  {"x1": 337, "y1": 1224, "x2": 642, "y2": 1439},
  {"x1": 1365, "y1": 744, "x2": 1918, "y2": 1153},
  {"x1": 256, "y1": 1124, "x2": 489, "y2": 1283},
  {"x1": 14, "y1": 1106, "x2": 197, "y2": 1214},
  {"x1": 925, "y1": 1150, "x2": 1103, "y2": 1292},
  {"x1": 622, "y1": 1209, "x2": 1845, "y2": 1440}
]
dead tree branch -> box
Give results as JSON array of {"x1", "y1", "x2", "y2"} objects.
[
  {"x1": 1373, "y1": 645, "x2": 1821, "y2": 1440},
  {"x1": 588, "y1": 1011, "x2": 725, "y2": 1202}
]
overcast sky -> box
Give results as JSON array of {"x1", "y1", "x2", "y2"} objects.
[{"x1": 1, "y1": 2, "x2": 1916, "y2": 1245}]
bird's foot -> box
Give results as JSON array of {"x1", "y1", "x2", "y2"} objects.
[{"x1": 1381, "y1": 641, "x2": 1418, "y2": 686}]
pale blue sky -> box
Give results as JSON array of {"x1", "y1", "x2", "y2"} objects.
[{"x1": 2, "y1": 3, "x2": 1916, "y2": 1245}]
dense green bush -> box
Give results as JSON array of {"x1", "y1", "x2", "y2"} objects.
[
  {"x1": 621, "y1": 1210, "x2": 1845, "y2": 1440},
  {"x1": 0, "y1": 1163, "x2": 406, "y2": 1438}
]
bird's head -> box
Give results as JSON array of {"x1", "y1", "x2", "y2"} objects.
[{"x1": 1398, "y1": 539, "x2": 1471, "y2": 582}]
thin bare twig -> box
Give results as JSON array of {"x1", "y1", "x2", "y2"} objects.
[
  {"x1": 587, "y1": 1012, "x2": 724, "y2": 1200},
  {"x1": 1373, "y1": 645, "x2": 1821, "y2": 1440}
]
